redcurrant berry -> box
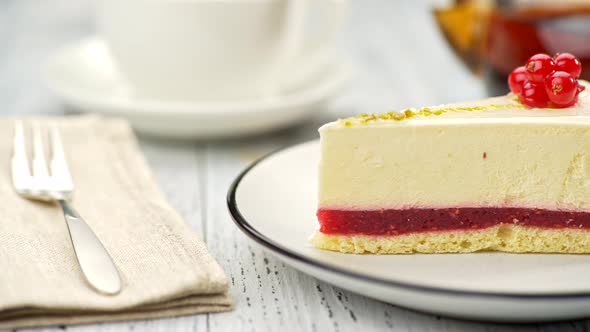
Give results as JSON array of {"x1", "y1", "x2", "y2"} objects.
[
  {"x1": 525, "y1": 54, "x2": 555, "y2": 83},
  {"x1": 554, "y1": 53, "x2": 582, "y2": 78},
  {"x1": 544, "y1": 71, "x2": 577, "y2": 106},
  {"x1": 553, "y1": 98, "x2": 578, "y2": 108},
  {"x1": 520, "y1": 81, "x2": 549, "y2": 108},
  {"x1": 508, "y1": 66, "x2": 527, "y2": 94}
]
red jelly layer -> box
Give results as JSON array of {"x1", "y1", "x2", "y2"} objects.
[{"x1": 317, "y1": 207, "x2": 590, "y2": 236}]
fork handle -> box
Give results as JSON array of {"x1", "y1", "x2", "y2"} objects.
[{"x1": 59, "y1": 200, "x2": 122, "y2": 295}]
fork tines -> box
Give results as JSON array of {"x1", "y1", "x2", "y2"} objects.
[{"x1": 11, "y1": 121, "x2": 73, "y2": 196}]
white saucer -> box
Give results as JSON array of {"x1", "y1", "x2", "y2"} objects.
[
  {"x1": 46, "y1": 37, "x2": 350, "y2": 139},
  {"x1": 228, "y1": 140, "x2": 590, "y2": 323}
]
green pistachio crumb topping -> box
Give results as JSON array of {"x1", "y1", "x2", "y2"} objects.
[{"x1": 337, "y1": 103, "x2": 524, "y2": 127}]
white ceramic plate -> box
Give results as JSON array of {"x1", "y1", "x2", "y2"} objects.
[
  {"x1": 228, "y1": 140, "x2": 590, "y2": 322},
  {"x1": 46, "y1": 37, "x2": 350, "y2": 139}
]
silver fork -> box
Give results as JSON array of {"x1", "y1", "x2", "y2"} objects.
[{"x1": 11, "y1": 121, "x2": 122, "y2": 295}]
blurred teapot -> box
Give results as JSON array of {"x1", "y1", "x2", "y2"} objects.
[{"x1": 434, "y1": 0, "x2": 590, "y2": 96}]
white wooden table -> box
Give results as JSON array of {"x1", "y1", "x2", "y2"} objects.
[{"x1": 3, "y1": 0, "x2": 590, "y2": 331}]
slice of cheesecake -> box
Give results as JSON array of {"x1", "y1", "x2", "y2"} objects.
[{"x1": 312, "y1": 81, "x2": 590, "y2": 254}]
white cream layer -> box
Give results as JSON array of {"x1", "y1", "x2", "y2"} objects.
[{"x1": 318, "y1": 82, "x2": 590, "y2": 211}]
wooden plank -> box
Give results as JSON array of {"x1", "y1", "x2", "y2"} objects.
[{"x1": 139, "y1": 139, "x2": 207, "y2": 236}]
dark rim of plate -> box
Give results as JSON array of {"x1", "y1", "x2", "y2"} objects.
[{"x1": 227, "y1": 140, "x2": 590, "y2": 300}]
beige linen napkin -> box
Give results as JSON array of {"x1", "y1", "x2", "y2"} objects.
[{"x1": 0, "y1": 116, "x2": 231, "y2": 329}]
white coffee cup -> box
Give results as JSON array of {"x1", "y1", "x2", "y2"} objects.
[{"x1": 97, "y1": 0, "x2": 347, "y2": 101}]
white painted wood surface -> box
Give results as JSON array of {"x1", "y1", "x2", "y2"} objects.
[{"x1": 2, "y1": 0, "x2": 590, "y2": 331}]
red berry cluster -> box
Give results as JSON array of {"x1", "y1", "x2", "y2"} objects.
[{"x1": 508, "y1": 53, "x2": 585, "y2": 108}]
